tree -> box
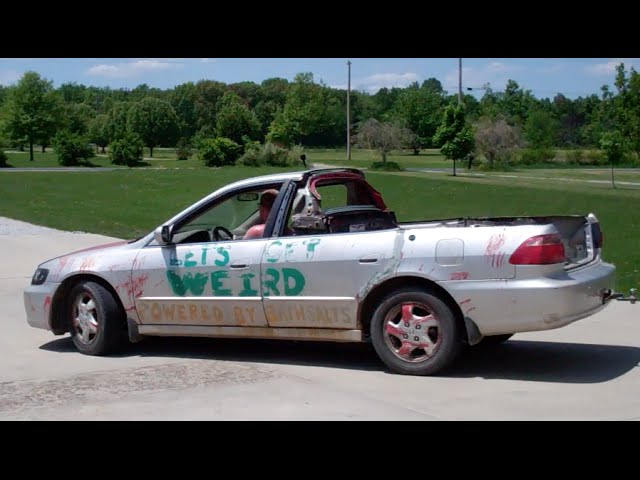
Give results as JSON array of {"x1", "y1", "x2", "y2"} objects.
[
  {"x1": 215, "y1": 91, "x2": 261, "y2": 144},
  {"x1": 475, "y1": 117, "x2": 521, "y2": 168},
  {"x1": 433, "y1": 104, "x2": 475, "y2": 176},
  {"x1": 52, "y1": 130, "x2": 95, "y2": 166},
  {"x1": 127, "y1": 97, "x2": 179, "y2": 157},
  {"x1": 267, "y1": 73, "x2": 343, "y2": 147},
  {"x1": 194, "y1": 80, "x2": 227, "y2": 135},
  {"x1": 88, "y1": 114, "x2": 109, "y2": 153},
  {"x1": 59, "y1": 82, "x2": 87, "y2": 104},
  {"x1": 612, "y1": 63, "x2": 640, "y2": 158},
  {"x1": 524, "y1": 109, "x2": 558, "y2": 149},
  {"x1": 600, "y1": 130, "x2": 627, "y2": 188},
  {"x1": 64, "y1": 103, "x2": 95, "y2": 136},
  {"x1": 390, "y1": 81, "x2": 445, "y2": 148},
  {"x1": 169, "y1": 82, "x2": 198, "y2": 140},
  {"x1": 104, "y1": 102, "x2": 130, "y2": 144},
  {"x1": 474, "y1": 115, "x2": 522, "y2": 168},
  {"x1": 3, "y1": 71, "x2": 62, "y2": 161},
  {"x1": 355, "y1": 118, "x2": 407, "y2": 164},
  {"x1": 109, "y1": 132, "x2": 145, "y2": 167}
]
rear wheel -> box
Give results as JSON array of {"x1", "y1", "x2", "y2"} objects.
[
  {"x1": 370, "y1": 288, "x2": 464, "y2": 376},
  {"x1": 68, "y1": 281, "x2": 125, "y2": 356}
]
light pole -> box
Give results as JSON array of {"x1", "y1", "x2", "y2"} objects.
[
  {"x1": 347, "y1": 60, "x2": 352, "y2": 160},
  {"x1": 458, "y1": 58, "x2": 462, "y2": 105}
]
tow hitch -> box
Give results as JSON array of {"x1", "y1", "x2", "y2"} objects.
[{"x1": 609, "y1": 288, "x2": 637, "y2": 304}]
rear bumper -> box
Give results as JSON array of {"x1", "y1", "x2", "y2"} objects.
[
  {"x1": 24, "y1": 283, "x2": 60, "y2": 331},
  {"x1": 443, "y1": 260, "x2": 616, "y2": 335}
]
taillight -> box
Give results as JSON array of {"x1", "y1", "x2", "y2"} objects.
[{"x1": 509, "y1": 234, "x2": 566, "y2": 265}]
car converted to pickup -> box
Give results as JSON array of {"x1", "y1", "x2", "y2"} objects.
[{"x1": 23, "y1": 167, "x2": 636, "y2": 376}]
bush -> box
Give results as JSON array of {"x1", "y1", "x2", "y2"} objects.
[
  {"x1": 517, "y1": 148, "x2": 556, "y2": 165},
  {"x1": 0, "y1": 150, "x2": 7, "y2": 167},
  {"x1": 565, "y1": 150, "x2": 584, "y2": 165},
  {"x1": 476, "y1": 162, "x2": 515, "y2": 172},
  {"x1": 109, "y1": 132, "x2": 145, "y2": 167},
  {"x1": 236, "y1": 142, "x2": 298, "y2": 167},
  {"x1": 176, "y1": 138, "x2": 192, "y2": 160},
  {"x1": 52, "y1": 130, "x2": 95, "y2": 166},
  {"x1": 288, "y1": 144, "x2": 307, "y2": 168},
  {"x1": 370, "y1": 161, "x2": 403, "y2": 171},
  {"x1": 198, "y1": 137, "x2": 242, "y2": 167}
]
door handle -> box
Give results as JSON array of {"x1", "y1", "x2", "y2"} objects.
[
  {"x1": 230, "y1": 260, "x2": 251, "y2": 269},
  {"x1": 359, "y1": 254, "x2": 380, "y2": 264}
]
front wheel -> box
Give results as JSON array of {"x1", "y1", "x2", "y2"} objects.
[
  {"x1": 68, "y1": 281, "x2": 126, "y2": 356},
  {"x1": 370, "y1": 288, "x2": 464, "y2": 376}
]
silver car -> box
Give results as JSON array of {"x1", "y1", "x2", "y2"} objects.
[{"x1": 24, "y1": 167, "x2": 632, "y2": 376}]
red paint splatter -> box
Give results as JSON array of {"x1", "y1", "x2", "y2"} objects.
[
  {"x1": 485, "y1": 234, "x2": 506, "y2": 268},
  {"x1": 401, "y1": 304, "x2": 413, "y2": 322},
  {"x1": 459, "y1": 299, "x2": 471, "y2": 305},
  {"x1": 27, "y1": 297, "x2": 36, "y2": 312},
  {"x1": 123, "y1": 274, "x2": 149, "y2": 300},
  {"x1": 153, "y1": 280, "x2": 164, "y2": 287},
  {"x1": 450, "y1": 272, "x2": 469, "y2": 280},
  {"x1": 54, "y1": 256, "x2": 70, "y2": 279},
  {"x1": 43, "y1": 296, "x2": 52, "y2": 323},
  {"x1": 385, "y1": 322, "x2": 404, "y2": 337},
  {"x1": 465, "y1": 306, "x2": 476, "y2": 315},
  {"x1": 78, "y1": 257, "x2": 96, "y2": 272}
]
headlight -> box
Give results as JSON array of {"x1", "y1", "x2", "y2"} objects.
[{"x1": 31, "y1": 268, "x2": 49, "y2": 285}]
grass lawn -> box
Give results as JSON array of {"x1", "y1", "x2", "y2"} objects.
[
  {"x1": 1, "y1": 165, "x2": 638, "y2": 291},
  {"x1": 2, "y1": 151, "x2": 120, "y2": 168},
  {"x1": 1, "y1": 148, "x2": 451, "y2": 170}
]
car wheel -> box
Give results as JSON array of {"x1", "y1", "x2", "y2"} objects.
[
  {"x1": 68, "y1": 281, "x2": 125, "y2": 356},
  {"x1": 370, "y1": 288, "x2": 464, "y2": 376},
  {"x1": 476, "y1": 333, "x2": 514, "y2": 347}
]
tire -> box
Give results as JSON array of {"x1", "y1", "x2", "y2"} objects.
[
  {"x1": 370, "y1": 287, "x2": 464, "y2": 376},
  {"x1": 67, "y1": 281, "x2": 125, "y2": 356},
  {"x1": 476, "y1": 334, "x2": 514, "y2": 347}
]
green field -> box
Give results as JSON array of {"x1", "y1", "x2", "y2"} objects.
[{"x1": 0, "y1": 165, "x2": 637, "y2": 291}]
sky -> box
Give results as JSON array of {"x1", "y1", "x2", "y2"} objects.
[{"x1": 0, "y1": 58, "x2": 637, "y2": 99}]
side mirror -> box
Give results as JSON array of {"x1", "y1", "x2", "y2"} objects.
[{"x1": 154, "y1": 225, "x2": 172, "y2": 245}]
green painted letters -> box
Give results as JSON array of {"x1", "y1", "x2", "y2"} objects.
[
  {"x1": 166, "y1": 270, "x2": 209, "y2": 296},
  {"x1": 282, "y1": 268, "x2": 305, "y2": 296},
  {"x1": 263, "y1": 268, "x2": 280, "y2": 296},
  {"x1": 239, "y1": 273, "x2": 258, "y2": 297},
  {"x1": 211, "y1": 271, "x2": 232, "y2": 296}
]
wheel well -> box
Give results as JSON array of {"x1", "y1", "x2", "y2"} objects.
[
  {"x1": 50, "y1": 274, "x2": 127, "y2": 335},
  {"x1": 358, "y1": 276, "x2": 467, "y2": 342}
]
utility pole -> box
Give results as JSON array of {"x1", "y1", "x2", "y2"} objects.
[
  {"x1": 458, "y1": 58, "x2": 462, "y2": 105},
  {"x1": 347, "y1": 60, "x2": 352, "y2": 160}
]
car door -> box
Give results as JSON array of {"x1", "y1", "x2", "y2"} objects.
[
  {"x1": 259, "y1": 177, "x2": 401, "y2": 331},
  {"x1": 134, "y1": 238, "x2": 269, "y2": 327},
  {"x1": 132, "y1": 185, "x2": 283, "y2": 328},
  {"x1": 260, "y1": 229, "x2": 400, "y2": 330}
]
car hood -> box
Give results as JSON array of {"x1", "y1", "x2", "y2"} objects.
[{"x1": 39, "y1": 239, "x2": 136, "y2": 282}]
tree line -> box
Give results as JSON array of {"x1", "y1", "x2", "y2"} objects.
[{"x1": 0, "y1": 65, "x2": 638, "y2": 168}]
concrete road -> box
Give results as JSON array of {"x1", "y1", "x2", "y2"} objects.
[{"x1": 1, "y1": 220, "x2": 639, "y2": 420}]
